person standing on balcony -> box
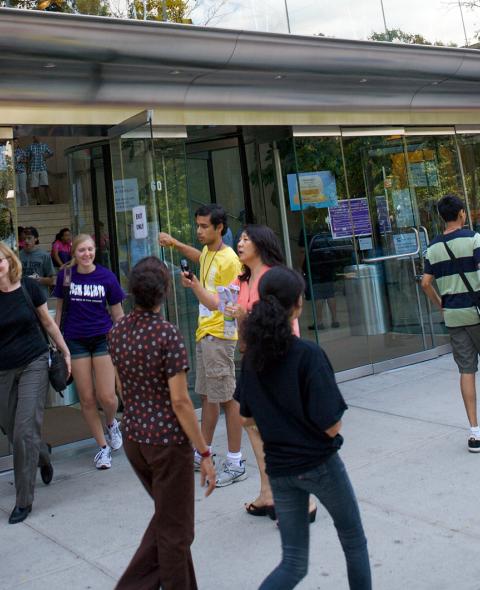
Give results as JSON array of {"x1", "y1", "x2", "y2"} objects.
[
  {"x1": 158, "y1": 204, "x2": 246, "y2": 488},
  {"x1": 27, "y1": 136, "x2": 54, "y2": 205},
  {"x1": 14, "y1": 138, "x2": 28, "y2": 207}
]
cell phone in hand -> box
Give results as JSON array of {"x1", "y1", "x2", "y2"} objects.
[{"x1": 180, "y1": 259, "x2": 193, "y2": 280}]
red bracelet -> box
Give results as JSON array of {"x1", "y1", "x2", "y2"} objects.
[{"x1": 199, "y1": 449, "x2": 212, "y2": 458}]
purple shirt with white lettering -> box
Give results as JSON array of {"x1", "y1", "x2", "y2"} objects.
[{"x1": 53, "y1": 265, "x2": 125, "y2": 340}]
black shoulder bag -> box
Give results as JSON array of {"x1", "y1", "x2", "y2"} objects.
[
  {"x1": 21, "y1": 283, "x2": 71, "y2": 393},
  {"x1": 443, "y1": 239, "x2": 480, "y2": 317}
]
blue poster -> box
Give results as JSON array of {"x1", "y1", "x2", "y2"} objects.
[{"x1": 287, "y1": 171, "x2": 338, "y2": 211}]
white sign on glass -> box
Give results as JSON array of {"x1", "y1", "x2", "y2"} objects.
[
  {"x1": 114, "y1": 178, "x2": 139, "y2": 212},
  {"x1": 133, "y1": 205, "x2": 148, "y2": 239}
]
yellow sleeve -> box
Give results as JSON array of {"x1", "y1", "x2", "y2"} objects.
[{"x1": 215, "y1": 251, "x2": 241, "y2": 288}]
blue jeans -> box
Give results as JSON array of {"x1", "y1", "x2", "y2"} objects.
[{"x1": 259, "y1": 453, "x2": 371, "y2": 590}]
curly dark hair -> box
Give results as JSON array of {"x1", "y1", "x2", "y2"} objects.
[
  {"x1": 241, "y1": 266, "x2": 305, "y2": 371},
  {"x1": 238, "y1": 224, "x2": 285, "y2": 282},
  {"x1": 129, "y1": 256, "x2": 170, "y2": 310}
]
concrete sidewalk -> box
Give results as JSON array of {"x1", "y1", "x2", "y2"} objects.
[{"x1": 1, "y1": 353, "x2": 480, "y2": 590}]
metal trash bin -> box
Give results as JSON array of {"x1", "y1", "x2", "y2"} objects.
[{"x1": 344, "y1": 264, "x2": 387, "y2": 336}]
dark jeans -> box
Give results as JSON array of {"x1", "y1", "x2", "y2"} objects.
[
  {"x1": 0, "y1": 352, "x2": 51, "y2": 507},
  {"x1": 116, "y1": 440, "x2": 197, "y2": 590},
  {"x1": 260, "y1": 453, "x2": 371, "y2": 590}
]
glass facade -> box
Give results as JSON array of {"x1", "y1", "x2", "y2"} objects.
[
  {"x1": 63, "y1": 124, "x2": 480, "y2": 378},
  {"x1": 3, "y1": 121, "x2": 469, "y2": 460},
  {"x1": 192, "y1": 0, "x2": 475, "y2": 46}
]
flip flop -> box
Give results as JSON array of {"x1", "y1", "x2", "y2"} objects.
[{"x1": 245, "y1": 502, "x2": 276, "y2": 519}]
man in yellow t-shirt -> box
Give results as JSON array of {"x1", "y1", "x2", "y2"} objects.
[{"x1": 158, "y1": 204, "x2": 246, "y2": 487}]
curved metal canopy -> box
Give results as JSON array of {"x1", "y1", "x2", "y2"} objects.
[{"x1": 1, "y1": 8, "x2": 480, "y2": 114}]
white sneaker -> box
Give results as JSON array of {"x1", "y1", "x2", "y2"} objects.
[
  {"x1": 215, "y1": 459, "x2": 247, "y2": 487},
  {"x1": 94, "y1": 446, "x2": 112, "y2": 469},
  {"x1": 106, "y1": 419, "x2": 123, "y2": 451}
]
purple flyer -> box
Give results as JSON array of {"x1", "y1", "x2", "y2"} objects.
[{"x1": 330, "y1": 198, "x2": 372, "y2": 239}]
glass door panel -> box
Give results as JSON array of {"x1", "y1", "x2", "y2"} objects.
[
  {"x1": 186, "y1": 138, "x2": 249, "y2": 250},
  {"x1": 108, "y1": 111, "x2": 161, "y2": 298},
  {"x1": 67, "y1": 143, "x2": 115, "y2": 272},
  {"x1": 405, "y1": 132, "x2": 466, "y2": 349},
  {"x1": 291, "y1": 135, "x2": 371, "y2": 372},
  {"x1": 342, "y1": 133, "x2": 431, "y2": 366},
  {"x1": 0, "y1": 129, "x2": 15, "y2": 469},
  {"x1": 210, "y1": 147, "x2": 245, "y2": 246},
  {"x1": 153, "y1": 137, "x2": 197, "y2": 390}
]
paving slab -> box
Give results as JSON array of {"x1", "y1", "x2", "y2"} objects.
[{"x1": 1, "y1": 352, "x2": 480, "y2": 590}]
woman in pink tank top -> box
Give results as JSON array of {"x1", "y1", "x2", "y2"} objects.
[{"x1": 227, "y1": 225, "x2": 316, "y2": 521}]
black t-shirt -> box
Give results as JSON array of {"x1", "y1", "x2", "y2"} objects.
[
  {"x1": 236, "y1": 338, "x2": 347, "y2": 478},
  {"x1": 0, "y1": 278, "x2": 48, "y2": 370}
]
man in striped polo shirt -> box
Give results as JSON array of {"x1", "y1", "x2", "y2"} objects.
[{"x1": 422, "y1": 194, "x2": 480, "y2": 453}]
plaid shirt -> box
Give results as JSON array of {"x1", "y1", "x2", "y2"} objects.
[
  {"x1": 27, "y1": 142, "x2": 53, "y2": 172},
  {"x1": 15, "y1": 147, "x2": 27, "y2": 174}
]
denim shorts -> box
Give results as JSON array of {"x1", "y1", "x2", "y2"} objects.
[{"x1": 66, "y1": 335, "x2": 109, "y2": 359}]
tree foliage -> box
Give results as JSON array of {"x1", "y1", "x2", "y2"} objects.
[
  {"x1": 1, "y1": 0, "x2": 231, "y2": 23},
  {"x1": 369, "y1": 28, "x2": 457, "y2": 47},
  {"x1": 75, "y1": 0, "x2": 109, "y2": 16},
  {"x1": 131, "y1": 0, "x2": 189, "y2": 22}
]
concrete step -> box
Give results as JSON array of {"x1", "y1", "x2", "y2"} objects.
[{"x1": 17, "y1": 203, "x2": 72, "y2": 253}]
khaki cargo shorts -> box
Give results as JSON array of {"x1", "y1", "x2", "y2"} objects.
[{"x1": 195, "y1": 335, "x2": 236, "y2": 403}]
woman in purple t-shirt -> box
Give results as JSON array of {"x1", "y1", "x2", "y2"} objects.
[{"x1": 53, "y1": 234, "x2": 125, "y2": 470}]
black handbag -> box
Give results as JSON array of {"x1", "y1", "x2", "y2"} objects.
[
  {"x1": 21, "y1": 282, "x2": 71, "y2": 393},
  {"x1": 442, "y1": 239, "x2": 480, "y2": 317}
]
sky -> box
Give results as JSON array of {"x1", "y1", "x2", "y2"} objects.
[{"x1": 189, "y1": 0, "x2": 480, "y2": 46}]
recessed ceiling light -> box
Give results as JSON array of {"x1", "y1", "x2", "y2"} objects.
[
  {"x1": 169, "y1": 70, "x2": 182, "y2": 75},
  {"x1": 359, "y1": 78, "x2": 368, "y2": 83},
  {"x1": 274, "y1": 74, "x2": 285, "y2": 80},
  {"x1": 44, "y1": 63, "x2": 56, "y2": 69},
  {"x1": 432, "y1": 81, "x2": 439, "y2": 85}
]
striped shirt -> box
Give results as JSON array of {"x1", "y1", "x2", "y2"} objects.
[
  {"x1": 424, "y1": 229, "x2": 480, "y2": 327},
  {"x1": 27, "y1": 142, "x2": 53, "y2": 172}
]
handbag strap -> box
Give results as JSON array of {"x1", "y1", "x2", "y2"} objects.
[{"x1": 21, "y1": 281, "x2": 51, "y2": 346}]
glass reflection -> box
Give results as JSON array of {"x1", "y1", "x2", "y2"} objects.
[
  {"x1": 292, "y1": 136, "x2": 370, "y2": 372},
  {"x1": 382, "y1": 0, "x2": 467, "y2": 46},
  {"x1": 342, "y1": 134, "x2": 430, "y2": 363}
]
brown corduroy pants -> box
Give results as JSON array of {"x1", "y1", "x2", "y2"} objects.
[{"x1": 116, "y1": 440, "x2": 197, "y2": 590}]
